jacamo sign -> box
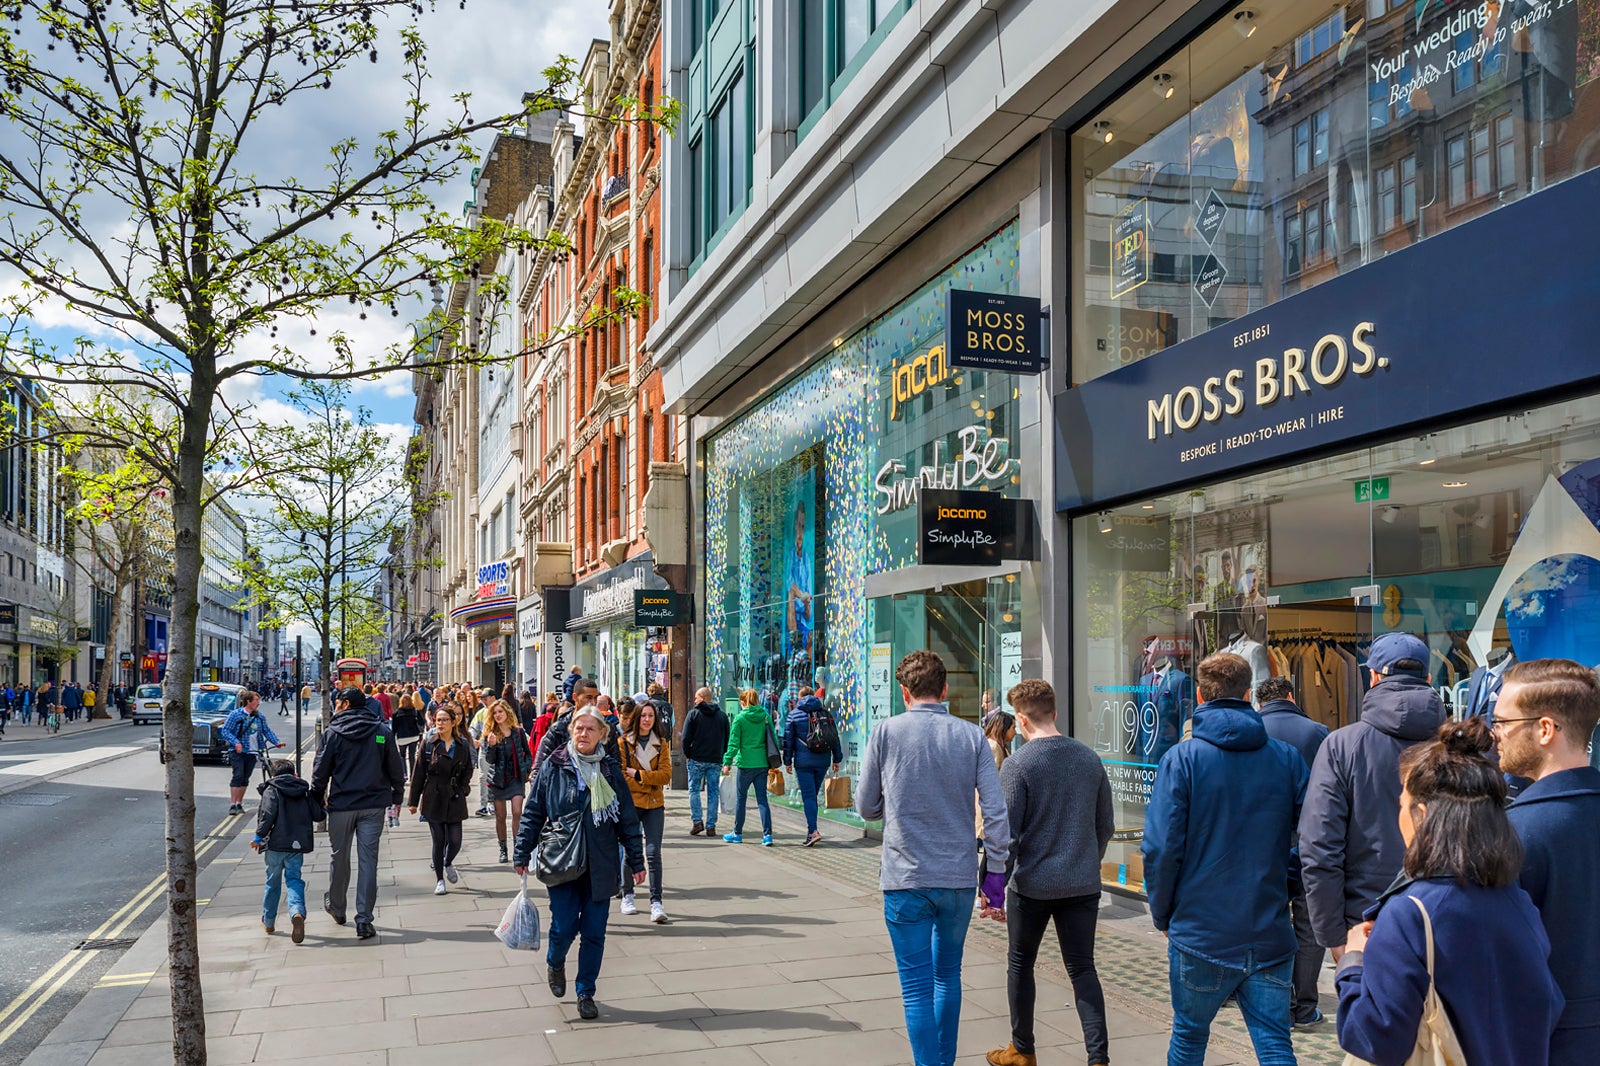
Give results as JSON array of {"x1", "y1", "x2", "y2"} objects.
[
  {"x1": 947, "y1": 289, "x2": 1044, "y2": 374},
  {"x1": 633, "y1": 589, "x2": 689, "y2": 626},
  {"x1": 918, "y1": 489, "x2": 1039, "y2": 567},
  {"x1": 1053, "y1": 165, "x2": 1600, "y2": 510},
  {"x1": 888, "y1": 344, "x2": 952, "y2": 421}
]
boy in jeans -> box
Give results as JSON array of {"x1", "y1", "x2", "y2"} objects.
[{"x1": 252, "y1": 758, "x2": 325, "y2": 943}]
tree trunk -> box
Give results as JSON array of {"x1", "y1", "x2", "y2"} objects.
[
  {"x1": 165, "y1": 394, "x2": 212, "y2": 1066},
  {"x1": 94, "y1": 577, "x2": 130, "y2": 719}
]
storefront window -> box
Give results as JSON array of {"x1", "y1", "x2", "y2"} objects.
[
  {"x1": 704, "y1": 223, "x2": 1024, "y2": 823},
  {"x1": 1075, "y1": 392, "x2": 1600, "y2": 894},
  {"x1": 1072, "y1": 0, "x2": 1600, "y2": 383}
]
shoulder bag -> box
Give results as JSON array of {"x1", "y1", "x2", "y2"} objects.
[
  {"x1": 535, "y1": 806, "x2": 589, "y2": 886},
  {"x1": 1342, "y1": 895, "x2": 1467, "y2": 1066},
  {"x1": 764, "y1": 717, "x2": 783, "y2": 769}
]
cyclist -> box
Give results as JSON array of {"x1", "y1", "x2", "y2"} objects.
[{"x1": 220, "y1": 690, "x2": 285, "y2": 814}]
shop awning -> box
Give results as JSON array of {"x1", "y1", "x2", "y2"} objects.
[{"x1": 449, "y1": 595, "x2": 517, "y2": 629}]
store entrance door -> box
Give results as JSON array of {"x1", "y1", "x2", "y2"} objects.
[{"x1": 868, "y1": 576, "x2": 1022, "y2": 725}]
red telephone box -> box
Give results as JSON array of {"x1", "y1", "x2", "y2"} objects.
[{"x1": 335, "y1": 658, "x2": 369, "y2": 689}]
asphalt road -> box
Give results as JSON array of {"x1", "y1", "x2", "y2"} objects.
[{"x1": 0, "y1": 722, "x2": 241, "y2": 1065}]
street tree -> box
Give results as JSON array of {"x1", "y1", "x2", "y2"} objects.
[
  {"x1": 0, "y1": 2, "x2": 673, "y2": 1059},
  {"x1": 241, "y1": 379, "x2": 418, "y2": 726}
]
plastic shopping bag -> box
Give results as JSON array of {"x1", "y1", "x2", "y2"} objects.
[
  {"x1": 494, "y1": 875, "x2": 542, "y2": 951},
  {"x1": 719, "y1": 770, "x2": 739, "y2": 814}
]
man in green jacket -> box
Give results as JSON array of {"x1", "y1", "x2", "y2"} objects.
[{"x1": 721, "y1": 691, "x2": 775, "y2": 846}]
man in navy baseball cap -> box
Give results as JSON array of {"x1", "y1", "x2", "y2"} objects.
[
  {"x1": 1298, "y1": 631, "x2": 1444, "y2": 976},
  {"x1": 1362, "y1": 632, "x2": 1431, "y2": 677}
]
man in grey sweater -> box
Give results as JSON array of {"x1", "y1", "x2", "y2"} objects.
[
  {"x1": 985, "y1": 679, "x2": 1114, "y2": 1066},
  {"x1": 858, "y1": 650, "x2": 1009, "y2": 1066}
]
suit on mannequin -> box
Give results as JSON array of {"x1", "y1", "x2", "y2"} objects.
[{"x1": 1465, "y1": 652, "x2": 1515, "y2": 723}]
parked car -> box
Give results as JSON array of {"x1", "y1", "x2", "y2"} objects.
[
  {"x1": 132, "y1": 684, "x2": 164, "y2": 725},
  {"x1": 158, "y1": 683, "x2": 246, "y2": 764}
]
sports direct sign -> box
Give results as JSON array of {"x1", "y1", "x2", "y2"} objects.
[{"x1": 476, "y1": 561, "x2": 510, "y2": 598}]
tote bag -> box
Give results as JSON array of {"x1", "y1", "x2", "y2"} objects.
[
  {"x1": 824, "y1": 775, "x2": 852, "y2": 809},
  {"x1": 1343, "y1": 896, "x2": 1467, "y2": 1066}
]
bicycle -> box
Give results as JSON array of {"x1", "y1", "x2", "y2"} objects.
[{"x1": 46, "y1": 709, "x2": 61, "y2": 734}]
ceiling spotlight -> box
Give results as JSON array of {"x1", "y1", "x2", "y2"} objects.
[
  {"x1": 1379, "y1": 505, "x2": 1401, "y2": 525},
  {"x1": 1418, "y1": 435, "x2": 1436, "y2": 465},
  {"x1": 1443, "y1": 481, "x2": 1469, "y2": 489},
  {"x1": 1234, "y1": 9, "x2": 1258, "y2": 38},
  {"x1": 1152, "y1": 72, "x2": 1175, "y2": 99},
  {"x1": 1097, "y1": 511, "x2": 1114, "y2": 534},
  {"x1": 1141, "y1": 503, "x2": 1155, "y2": 510},
  {"x1": 1092, "y1": 121, "x2": 1114, "y2": 144}
]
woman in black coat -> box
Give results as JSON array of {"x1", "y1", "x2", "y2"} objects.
[
  {"x1": 513, "y1": 706, "x2": 644, "y2": 1021},
  {"x1": 407, "y1": 704, "x2": 474, "y2": 895}
]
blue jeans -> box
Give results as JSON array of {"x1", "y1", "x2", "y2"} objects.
[
  {"x1": 793, "y1": 763, "x2": 826, "y2": 833},
  {"x1": 262, "y1": 850, "x2": 305, "y2": 925},
  {"x1": 884, "y1": 887, "x2": 973, "y2": 1066},
  {"x1": 546, "y1": 879, "x2": 610, "y2": 997},
  {"x1": 733, "y1": 767, "x2": 771, "y2": 836},
  {"x1": 687, "y1": 759, "x2": 720, "y2": 827},
  {"x1": 1168, "y1": 943, "x2": 1297, "y2": 1066}
]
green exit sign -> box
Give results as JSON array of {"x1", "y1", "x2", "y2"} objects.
[{"x1": 1355, "y1": 477, "x2": 1391, "y2": 503}]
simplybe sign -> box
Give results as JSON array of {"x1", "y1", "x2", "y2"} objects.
[{"x1": 947, "y1": 289, "x2": 1044, "y2": 375}]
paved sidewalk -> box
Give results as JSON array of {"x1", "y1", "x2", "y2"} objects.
[
  {"x1": 27, "y1": 791, "x2": 1345, "y2": 1066},
  {"x1": 0, "y1": 715, "x2": 129, "y2": 744}
]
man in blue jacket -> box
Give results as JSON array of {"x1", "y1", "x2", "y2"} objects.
[
  {"x1": 1255, "y1": 676, "x2": 1331, "y2": 1028},
  {"x1": 220, "y1": 690, "x2": 284, "y2": 814},
  {"x1": 1499, "y1": 658, "x2": 1600, "y2": 1066},
  {"x1": 1143, "y1": 652, "x2": 1308, "y2": 1066}
]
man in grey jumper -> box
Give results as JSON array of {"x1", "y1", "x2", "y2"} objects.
[
  {"x1": 985, "y1": 679, "x2": 1114, "y2": 1066},
  {"x1": 858, "y1": 650, "x2": 1009, "y2": 1066}
]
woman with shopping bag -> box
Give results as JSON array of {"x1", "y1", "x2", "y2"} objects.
[
  {"x1": 720, "y1": 688, "x2": 776, "y2": 846},
  {"x1": 782, "y1": 694, "x2": 842, "y2": 847},
  {"x1": 1335, "y1": 717, "x2": 1562, "y2": 1066},
  {"x1": 513, "y1": 705, "x2": 645, "y2": 1022}
]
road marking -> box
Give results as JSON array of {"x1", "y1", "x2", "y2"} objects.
[{"x1": 0, "y1": 808, "x2": 246, "y2": 1048}]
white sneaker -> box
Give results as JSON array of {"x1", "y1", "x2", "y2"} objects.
[
  {"x1": 650, "y1": 902, "x2": 668, "y2": 924},
  {"x1": 445, "y1": 865, "x2": 459, "y2": 884},
  {"x1": 434, "y1": 880, "x2": 447, "y2": 895},
  {"x1": 619, "y1": 894, "x2": 637, "y2": 915}
]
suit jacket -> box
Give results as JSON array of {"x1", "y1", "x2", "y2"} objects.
[{"x1": 1464, "y1": 659, "x2": 1514, "y2": 721}]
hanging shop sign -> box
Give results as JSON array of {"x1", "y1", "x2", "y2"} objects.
[
  {"x1": 946, "y1": 290, "x2": 1044, "y2": 374},
  {"x1": 634, "y1": 589, "x2": 690, "y2": 626},
  {"x1": 119, "y1": 651, "x2": 134, "y2": 664},
  {"x1": 918, "y1": 489, "x2": 1040, "y2": 566},
  {"x1": 497, "y1": 619, "x2": 516, "y2": 635},
  {"x1": 476, "y1": 561, "x2": 510, "y2": 598},
  {"x1": 1054, "y1": 168, "x2": 1600, "y2": 511}
]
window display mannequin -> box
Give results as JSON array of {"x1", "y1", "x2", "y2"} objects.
[
  {"x1": 1147, "y1": 656, "x2": 1195, "y2": 763},
  {"x1": 1225, "y1": 627, "x2": 1272, "y2": 698},
  {"x1": 1464, "y1": 647, "x2": 1515, "y2": 722}
]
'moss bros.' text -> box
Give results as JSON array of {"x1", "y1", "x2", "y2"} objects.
[{"x1": 1147, "y1": 321, "x2": 1384, "y2": 440}]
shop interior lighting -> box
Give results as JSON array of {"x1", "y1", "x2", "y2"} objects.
[
  {"x1": 1379, "y1": 506, "x2": 1401, "y2": 524},
  {"x1": 1152, "y1": 73, "x2": 1175, "y2": 99},
  {"x1": 1097, "y1": 511, "x2": 1114, "y2": 534},
  {"x1": 1417, "y1": 435, "x2": 1436, "y2": 465},
  {"x1": 1233, "y1": 10, "x2": 1257, "y2": 38},
  {"x1": 1141, "y1": 503, "x2": 1155, "y2": 510},
  {"x1": 1443, "y1": 481, "x2": 1469, "y2": 488},
  {"x1": 1092, "y1": 121, "x2": 1114, "y2": 144}
]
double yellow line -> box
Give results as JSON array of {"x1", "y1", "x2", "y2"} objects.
[{"x1": 0, "y1": 809, "x2": 247, "y2": 1049}]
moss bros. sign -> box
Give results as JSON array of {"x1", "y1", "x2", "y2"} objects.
[
  {"x1": 918, "y1": 489, "x2": 1040, "y2": 567},
  {"x1": 634, "y1": 589, "x2": 690, "y2": 626},
  {"x1": 947, "y1": 289, "x2": 1044, "y2": 374}
]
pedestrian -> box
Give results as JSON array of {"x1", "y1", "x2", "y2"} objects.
[
  {"x1": 1299, "y1": 632, "x2": 1445, "y2": 962},
  {"x1": 469, "y1": 695, "x2": 493, "y2": 818},
  {"x1": 645, "y1": 681, "x2": 674, "y2": 737},
  {"x1": 595, "y1": 693, "x2": 620, "y2": 738},
  {"x1": 310, "y1": 687, "x2": 405, "y2": 939},
  {"x1": 37, "y1": 681, "x2": 55, "y2": 725},
  {"x1": 561, "y1": 666, "x2": 581, "y2": 702},
  {"x1": 1335, "y1": 717, "x2": 1562, "y2": 1065},
  {"x1": 618, "y1": 699, "x2": 671, "y2": 923},
  {"x1": 82, "y1": 685, "x2": 96, "y2": 719},
  {"x1": 856, "y1": 650, "x2": 1010, "y2": 1066},
  {"x1": 391, "y1": 692, "x2": 423, "y2": 786},
  {"x1": 299, "y1": 681, "x2": 312, "y2": 716},
  {"x1": 533, "y1": 698, "x2": 559, "y2": 758},
  {"x1": 19, "y1": 684, "x2": 32, "y2": 726},
  {"x1": 513, "y1": 703, "x2": 646, "y2": 1021},
  {"x1": 518, "y1": 689, "x2": 539, "y2": 733},
  {"x1": 482, "y1": 699, "x2": 532, "y2": 864},
  {"x1": 251, "y1": 757, "x2": 325, "y2": 943},
  {"x1": 277, "y1": 684, "x2": 290, "y2": 716},
  {"x1": 407, "y1": 704, "x2": 474, "y2": 894},
  {"x1": 681, "y1": 687, "x2": 729, "y2": 837},
  {"x1": 1255, "y1": 675, "x2": 1332, "y2": 1028},
  {"x1": 1498, "y1": 658, "x2": 1600, "y2": 1065},
  {"x1": 1142, "y1": 651, "x2": 1308, "y2": 1066},
  {"x1": 61, "y1": 681, "x2": 80, "y2": 723},
  {"x1": 219, "y1": 691, "x2": 285, "y2": 814},
  {"x1": 720, "y1": 687, "x2": 775, "y2": 846},
  {"x1": 535, "y1": 679, "x2": 621, "y2": 768},
  {"x1": 782, "y1": 692, "x2": 842, "y2": 847},
  {"x1": 978, "y1": 711, "x2": 1015, "y2": 872},
  {"x1": 985, "y1": 679, "x2": 1112, "y2": 1066}
]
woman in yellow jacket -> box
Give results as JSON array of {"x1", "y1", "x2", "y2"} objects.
[{"x1": 619, "y1": 699, "x2": 672, "y2": 924}]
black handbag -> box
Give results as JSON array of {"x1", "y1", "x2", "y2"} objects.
[
  {"x1": 535, "y1": 806, "x2": 588, "y2": 886},
  {"x1": 765, "y1": 718, "x2": 783, "y2": 769}
]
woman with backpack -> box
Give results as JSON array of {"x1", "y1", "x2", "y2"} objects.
[
  {"x1": 721, "y1": 688, "x2": 776, "y2": 846},
  {"x1": 619, "y1": 699, "x2": 672, "y2": 922},
  {"x1": 783, "y1": 693, "x2": 842, "y2": 847},
  {"x1": 482, "y1": 699, "x2": 532, "y2": 864}
]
